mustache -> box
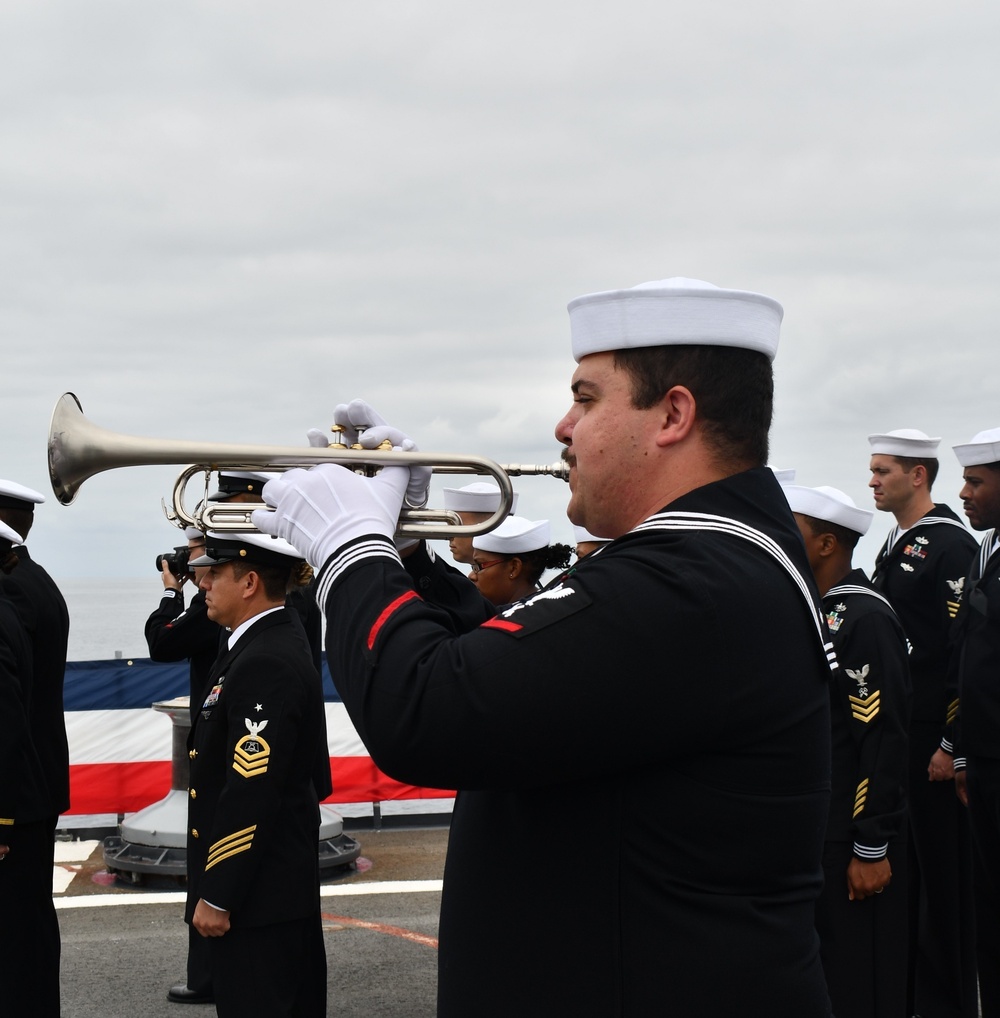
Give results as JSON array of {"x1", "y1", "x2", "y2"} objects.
[{"x1": 561, "y1": 447, "x2": 575, "y2": 467}]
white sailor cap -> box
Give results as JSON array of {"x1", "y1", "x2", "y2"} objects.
[
  {"x1": 184, "y1": 527, "x2": 206, "y2": 542},
  {"x1": 0, "y1": 479, "x2": 46, "y2": 512},
  {"x1": 784, "y1": 485, "x2": 874, "y2": 536},
  {"x1": 189, "y1": 530, "x2": 303, "y2": 568},
  {"x1": 867, "y1": 429, "x2": 941, "y2": 458},
  {"x1": 0, "y1": 520, "x2": 24, "y2": 545},
  {"x1": 208, "y1": 471, "x2": 275, "y2": 501},
  {"x1": 769, "y1": 465, "x2": 796, "y2": 484},
  {"x1": 568, "y1": 277, "x2": 784, "y2": 363},
  {"x1": 442, "y1": 482, "x2": 519, "y2": 515},
  {"x1": 572, "y1": 524, "x2": 610, "y2": 545},
  {"x1": 953, "y1": 428, "x2": 1000, "y2": 467},
  {"x1": 473, "y1": 516, "x2": 550, "y2": 555}
]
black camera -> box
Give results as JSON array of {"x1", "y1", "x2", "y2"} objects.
[{"x1": 155, "y1": 545, "x2": 193, "y2": 579}]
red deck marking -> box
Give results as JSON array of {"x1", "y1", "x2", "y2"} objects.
[
  {"x1": 368, "y1": 590, "x2": 421, "y2": 649},
  {"x1": 322, "y1": 912, "x2": 438, "y2": 949}
]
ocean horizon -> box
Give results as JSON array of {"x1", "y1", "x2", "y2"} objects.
[{"x1": 56, "y1": 576, "x2": 188, "y2": 662}]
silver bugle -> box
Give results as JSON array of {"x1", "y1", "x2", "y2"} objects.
[{"x1": 47, "y1": 392, "x2": 568, "y2": 539}]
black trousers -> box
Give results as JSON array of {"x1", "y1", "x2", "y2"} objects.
[
  {"x1": 967, "y1": 755, "x2": 1000, "y2": 1017},
  {"x1": 0, "y1": 815, "x2": 61, "y2": 1018},
  {"x1": 816, "y1": 838, "x2": 908, "y2": 1018},
  {"x1": 906, "y1": 721, "x2": 979, "y2": 1018},
  {"x1": 186, "y1": 921, "x2": 214, "y2": 994},
  {"x1": 209, "y1": 911, "x2": 327, "y2": 1017}
]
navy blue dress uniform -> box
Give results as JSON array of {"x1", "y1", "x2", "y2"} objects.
[
  {"x1": 871, "y1": 498, "x2": 979, "y2": 1016},
  {"x1": 254, "y1": 277, "x2": 838, "y2": 1016},
  {"x1": 184, "y1": 533, "x2": 329, "y2": 1016},
  {"x1": 818, "y1": 569, "x2": 911, "y2": 1015},
  {"x1": 322, "y1": 469, "x2": 836, "y2": 1016},
  {"x1": 949, "y1": 427, "x2": 1000, "y2": 1017},
  {"x1": 786, "y1": 481, "x2": 912, "y2": 1018},
  {"x1": 0, "y1": 484, "x2": 70, "y2": 1018}
]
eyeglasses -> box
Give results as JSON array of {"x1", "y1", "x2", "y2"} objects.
[{"x1": 471, "y1": 558, "x2": 506, "y2": 575}]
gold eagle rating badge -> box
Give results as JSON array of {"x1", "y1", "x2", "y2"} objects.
[{"x1": 233, "y1": 717, "x2": 271, "y2": 778}]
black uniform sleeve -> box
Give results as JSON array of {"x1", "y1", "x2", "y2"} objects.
[
  {"x1": 0, "y1": 602, "x2": 39, "y2": 842},
  {"x1": 145, "y1": 588, "x2": 220, "y2": 662},
  {"x1": 401, "y1": 542, "x2": 495, "y2": 631},
  {"x1": 835, "y1": 611, "x2": 910, "y2": 857}
]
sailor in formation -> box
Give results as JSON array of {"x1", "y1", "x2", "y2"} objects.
[
  {"x1": 868, "y1": 429, "x2": 979, "y2": 1017},
  {"x1": 786, "y1": 484, "x2": 911, "y2": 1018},
  {"x1": 949, "y1": 427, "x2": 1000, "y2": 1018},
  {"x1": 0, "y1": 480, "x2": 70, "y2": 1018}
]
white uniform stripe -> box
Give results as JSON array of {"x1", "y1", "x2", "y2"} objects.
[
  {"x1": 826, "y1": 584, "x2": 897, "y2": 615},
  {"x1": 633, "y1": 512, "x2": 835, "y2": 670}
]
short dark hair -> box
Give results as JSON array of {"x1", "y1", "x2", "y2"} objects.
[
  {"x1": 894, "y1": 456, "x2": 939, "y2": 488},
  {"x1": 800, "y1": 514, "x2": 862, "y2": 553},
  {"x1": 612, "y1": 345, "x2": 772, "y2": 468},
  {"x1": 230, "y1": 559, "x2": 312, "y2": 601}
]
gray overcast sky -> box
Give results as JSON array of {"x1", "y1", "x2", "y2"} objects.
[{"x1": 2, "y1": 1, "x2": 998, "y2": 578}]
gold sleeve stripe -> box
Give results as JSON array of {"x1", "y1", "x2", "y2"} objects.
[
  {"x1": 849, "y1": 692, "x2": 881, "y2": 723},
  {"x1": 207, "y1": 824, "x2": 257, "y2": 860},
  {"x1": 0, "y1": 818, "x2": 14, "y2": 826},
  {"x1": 207, "y1": 835, "x2": 255, "y2": 870},
  {"x1": 206, "y1": 841, "x2": 254, "y2": 871},
  {"x1": 947, "y1": 601, "x2": 960, "y2": 618},
  {"x1": 207, "y1": 831, "x2": 255, "y2": 865},
  {"x1": 854, "y1": 778, "x2": 869, "y2": 818},
  {"x1": 947, "y1": 698, "x2": 960, "y2": 725}
]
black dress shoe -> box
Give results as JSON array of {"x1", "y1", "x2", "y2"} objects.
[{"x1": 167, "y1": 983, "x2": 214, "y2": 1004}]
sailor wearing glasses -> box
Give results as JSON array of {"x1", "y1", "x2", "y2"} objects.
[{"x1": 468, "y1": 516, "x2": 571, "y2": 608}]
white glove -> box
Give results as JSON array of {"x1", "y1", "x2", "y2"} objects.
[
  {"x1": 333, "y1": 399, "x2": 431, "y2": 508},
  {"x1": 252, "y1": 463, "x2": 409, "y2": 569}
]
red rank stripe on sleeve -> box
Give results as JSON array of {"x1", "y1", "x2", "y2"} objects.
[
  {"x1": 481, "y1": 617, "x2": 522, "y2": 633},
  {"x1": 367, "y1": 590, "x2": 421, "y2": 650}
]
